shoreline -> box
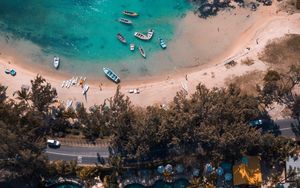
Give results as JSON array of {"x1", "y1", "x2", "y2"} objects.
[{"x1": 1, "y1": 3, "x2": 300, "y2": 107}]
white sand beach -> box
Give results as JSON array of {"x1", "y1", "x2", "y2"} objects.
[{"x1": 0, "y1": 2, "x2": 299, "y2": 107}]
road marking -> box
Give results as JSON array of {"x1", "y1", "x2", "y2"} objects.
[
  {"x1": 280, "y1": 127, "x2": 293, "y2": 131},
  {"x1": 46, "y1": 151, "x2": 109, "y2": 158}
]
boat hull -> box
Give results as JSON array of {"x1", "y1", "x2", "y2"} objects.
[
  {"x1": 103, "y1": 67, "x2": 120, "y2": 83},
  {"x1": 122, "y1": 11, "x2": 139, "y2": 17}
]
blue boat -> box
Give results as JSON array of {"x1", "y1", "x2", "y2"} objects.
[
  {"x1": 159, "y1": 38, "x2": 167, "y2": 49},
  {"x1": 103, "y1": 67, "x2": 120, "y2": 83}
]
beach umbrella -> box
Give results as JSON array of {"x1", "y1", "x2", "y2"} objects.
[
  {"x1": 192, "y1": 168, "x2": 200, "y2": 177},
  {"x1": 242, "y1": 156, "x2": 249, "y2": 165},
  {"x1": 225, "y1": 173, "x2": 233, "y2": 181},
  {"x1": 205, "y1": 163, "x2": 213, "y2": 173},
  {"x1": 157, "y1": 166, "x2": 165, "y2": 174},
  {"x1": 176, "y1": 164, "x2": 184, "y2": 173},
  {"x1": 216, "y1": 167, "x2": 224, "y2": 176},
  {"x1": 165, "y1": 164, "x2": 173, "y2": 173}
]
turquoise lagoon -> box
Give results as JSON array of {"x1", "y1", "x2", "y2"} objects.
[{"x1": 0, "y1": 0, "x2": 190, "y2": 80}]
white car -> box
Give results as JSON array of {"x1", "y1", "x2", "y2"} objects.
[{"x1": 47, "y1": 139, "x2": 61, "y2": 148}]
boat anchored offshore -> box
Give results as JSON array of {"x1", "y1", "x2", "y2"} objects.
[
  {"x1": 130, "y1": 43, "x2": 135, "y2": 51},
  {"x1": 118, "y1": 18, "x2": 132, "y2": 25},
  {"x1": 159, "y1": 38, "x2": 167, "y2": 49},
  {"x1": 53, "y1": 57, "x2": 60, "y2": 69},
  {"x1": 138, "y1": 46, "x2": 146, "y2": 58},
  {"x1": 117, "y1": 33, "x2": 127, "y2": 44},
  {"x1": 122, "y1": 10, "x2": 139, "y2": 17},
  {"x1": 147, "y1": 29, "x2": 154, "y2": 40},
  {"x1": 134, "y1": 32, "x2": 149, "y2": 40},
  {"x1": 103, "y1": 67, "x2": 120, "y2": 83}
]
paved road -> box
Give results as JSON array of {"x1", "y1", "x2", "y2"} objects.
[
  {"x1": 46, "y1": 145, "x2": 109, "y2": 165},
  {"x1": 45, "y1": 119, "x2": 299, "y2": 165},
  {"x1": 275, "y1": 118, "x2": 299, "y2": 139}
]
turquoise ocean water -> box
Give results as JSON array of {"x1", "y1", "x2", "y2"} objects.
[{"x1": 0, "y1": 0, "x2": 190, "y2": 80}]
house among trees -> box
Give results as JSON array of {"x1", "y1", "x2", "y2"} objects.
[
  {"x1": 233, "y1": 156, "x2": 262, "y2": 187},
  {"x1": 283, "y1": 156, "x2": 300, "y2": 187}
]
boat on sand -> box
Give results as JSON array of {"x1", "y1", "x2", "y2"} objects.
[
  {"x1": 122, "y1": 10, "x2": 138, "y2": 17},
  {"x1": 117, "y1": 33, "x2": 127, "y2": 44},
  {"x1": 138, "y1": 46, "x2": 146, "y2": 58},
  {"x1": 118, "y1": 18, "x2": 132, "y2": 25},
  {"x1": 53, "y1": 57, "x2": 60, "y2": 69},
  {"x1": 134, "y1": 32, "x2": 149, "y2": 40},
  {"x1": 82, "y1": 84, "x2": 89, "y2": 95},
  {"x1": 103, "y1": 67, "x2": 120, "y2": 83}
]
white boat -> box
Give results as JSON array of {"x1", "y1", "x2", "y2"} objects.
[
  {"x1": 53, "y1": 57, "x2": 60, "y2": 69},
  {"x1": 181, "y1": 81, "x2": 188, "y2": 94},
  {"x1": 159, "y1": 38, "x2": 167, "y2": 49},
  {"x1": 82, "y1": 84, "x2": 89, "y2": 95},
  {"x1": 130, "y1": 43, "x2": 135, "y2": 51},
  {"x1": 61, "y1": 81, "x2": 65, "y2": 88},
  {"x1": 134, "y1": 32, "x2": 149, "y2": 40},
  {"x1": 66, "y1": 100, "x2": 73, "y2": 109},
  {"x1": 138, "y1": 46, "x2": 146, "y2": 58},
  {"x1": 147, "y1": 29, "x2": 154, "y2": 39},
  {"x1": 118, "y1": 18, "x2": 133, "y2": 25},
  {"x1": 103, "y1": 67, "x2": 120, "y2": 83},
  {"x1": 117, "y1": 33, "x2": 127, "y2": 44},
  {"x1": 74, "y1": 77, "x2": 78, "y2": 85}
]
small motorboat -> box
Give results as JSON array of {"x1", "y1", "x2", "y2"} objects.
[
  {"x1": 82, "y1": 84, "x2": 89, "y2": 95},
  {"x1": 138, "y1": 46, "x2": 146, "y2": 58},
  {"x1": 159, "y1": 38, "x2": 167, "y2": 49},
  {"x1": 130, "y1": 43, "x2": 135, "y2": 51},
  {"x1": 103, "y1": 67, "x2": 120, "y2": 83},
  {"x1": 122, "y1": 10, "x2": 139, "y2": 17},
  {"x1": 134, "y1": 32, "x2": 149, "y2": 40},
  {"x1": 117, "y1": 33, "x2": 127, "y2": 44},
  {"x1": 147, "y1": 29, "x2": 154, "y2": 40},
  {"x1": 53, "y1": 56, "x2": 60, "y2": 69},
  {"x1": 10, "y1": 69, "x2": 16, "y2": 76},
  {"x1": 118, "y1": 18, "x2": 133, "y2": 25}
]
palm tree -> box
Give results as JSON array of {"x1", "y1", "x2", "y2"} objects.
[{"x1": 16, "y1": 88, "x2": 31, "y2": 103}]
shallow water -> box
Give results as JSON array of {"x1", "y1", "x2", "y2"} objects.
[{"x1": 0, "y1": 0, "x2": 190, "y2": 79}]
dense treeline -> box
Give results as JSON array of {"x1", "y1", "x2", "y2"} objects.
[{"x1": 1, "y1": 64, "x2": 300, "y2": 186}]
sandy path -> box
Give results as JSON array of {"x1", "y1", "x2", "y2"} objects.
[{"x1": 0, "y1": 4, "x2": 299, "y2": 108}]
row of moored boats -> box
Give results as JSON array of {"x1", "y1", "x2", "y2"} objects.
[
  {"x1": 52, "y1": 10, "x2": 166, "y2": 84},
  {"x1": 116, "y1": 10, "x2": 167, "y2": 59}
]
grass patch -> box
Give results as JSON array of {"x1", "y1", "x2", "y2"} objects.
[
  {"x1": 241, "y1": 57, "x2": 255, "y2": 66},
  {"x1": 259, "y1": 34, "x2": 300, "y2": 71},
  {"x1": 226, "y1": 71, "x2": 264, "y2": 96}
]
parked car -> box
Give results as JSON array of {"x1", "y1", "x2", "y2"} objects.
[
  {"x1": 47, "y1": 139, "x2": 61, "y2": 148},
  {"x1": 248, "y1": 119, "x2": 274, "y2": 132}
]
